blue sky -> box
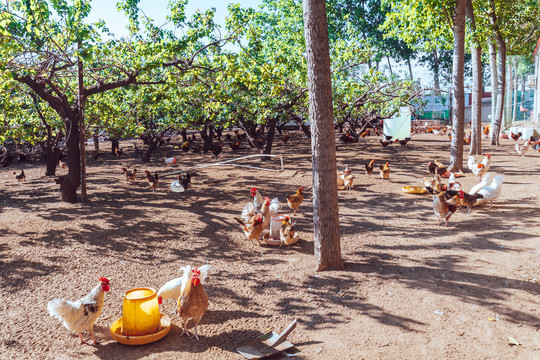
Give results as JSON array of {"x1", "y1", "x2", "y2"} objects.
[{"x1": 87, "y1": 0, "x2": 262, "y2": 36}]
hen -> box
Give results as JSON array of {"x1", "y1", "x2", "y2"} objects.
[
  {"x1": 379, "y1": 162, "x2": 390, "y2": 181},
  {"x1": 515, "y1": 139, "x2": 531, "y2": 157},
  {"x1": 210, "y1": 143, "x2": 223, "y2": 158},
  {"x1": 426, "y1": 187, "x2": 458, "y2": 226},
  {"x1": 510, "y1": 131, "x2": 522, "y2": 141},
  {"x1": 145, "y1": 170, "x2": 159, "y2": 192},
  {"x1": 475, "y1": 175, "x2": 504, "y2": 206},
  {"x1": 365, "y1": 159, "x2": 375, "y2": 175},
  {"x1": 177, "y1": 265, "x2": 211, "y2": 341},
  {"x1": 13, "y1": 169, "x2": 25, "y2": 182},
  {"x1": 122, "y1": 167, "x2": 137, "y2": 182},
  {"x1": 457, "y1": 189, "x2": 483, "y2": 213},
  {"x1": 280, "y1": 216, "x2": 296, "y2": 247},
  {"x1": 467, "y1": 154, "x2": 490, "y2": 182},
  {"x1": 47, "y1": 277, "x2": 110, "y2": 345},
  {"x1": 235, "y1": 215, "x2": 264, "y2": 246},
  {"x1": 250, "y1": 187, "x2": 265, "y2": 213},
  {"x1": 468, "y1": 173, "x2": 491, "y2": 195},
  {"x1": 343, "y1": 173, "x2": 355, "y2": 190},
  {"x1": 287, "y1": 187, "x2": 304, "y2": 214}
]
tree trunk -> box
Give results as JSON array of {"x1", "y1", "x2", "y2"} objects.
[
  {"x1": 262, "y1": 115, "x2": 279, "y2": 156},
  {"x1": 386, "y1": 55, "x2": 393, "y2": 76},
  {"x1": 489, "y1": 41, "x2": 498, "y2": 138},
  {"x1": 200, "y1": 124, "x2": 214, "y2": 154},
  {"x1": 111, "y1": 138, "x2": 120, "y2": 154},
  {"x1": 61, "y1": 116, "x2": 81, "y2": 203},
  {"x1": 407, "y1": 59, "x2": 413, "y2": 81},
  {"x1": 448, "y1": 0, "x2": 467, "y2": 172},
  {"x1": 512, "y1": 58, "x2": 518, "y2": 124},
  {"x1": 433, "y1": 48, "x2": 440, "y2": 91},
  {"x1": 141, "y1": 139, "x2": 158, "y2": 162},
  {"x1": 303, "y1": 0, "x2": 343, "y2": 271},
  {"x1": 491, "y1": 33, "x2": 506, "y2": 145},
  {"x1": 467, "y1": 0, "x2": 482, "y2": 155},
  {"x1": 93, "y1": 132, "x2": 99, "y2": 151}
]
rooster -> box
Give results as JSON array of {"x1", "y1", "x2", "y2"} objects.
[
  {"x1": 287, "y1": 187, "x2": 304, "y2": 214},
  {"x1": 58, "y1": 159, "x2": 67, "y2": 169},
  {"x1": 229, "y1": 141, "x2": 241, "y2": 151},
  {"x1": 13, "y1": 169, "x2": 25, "y2": 182},
  {"x1": 365, "y1": 159, "x2": 375, "y2": 175},
  {"x1": 467, "y1": 154, "x2": 491, "y2": 182},
  {"x1": 510, "y1": 131, "x2": 522, "y2": 141},
  {"x1": 457, "y1": 189, "x2": 483, "y2": 213},
  {"x1": 515, "y1": 139, "x2": 531, "y2": 157},
  {"x1": 47, "y1": 277, "x2": 110, "y2": 345},
  {"x1": 250, "y1": 188, "x2": 265, "y2": 213},
  {"x1": 379, "y1": 162, "x2": 390, "y2": 181},
  {"x1": 281, "y1": 135, "x2": 290, "y2": 143},
  {"x1": 379, "y1": 139, "x2": 391, "y2": 147},
  {"x1": 343, "y1": 173, "x2": 355, "y2": 190},
  {"x1": 426, "y1": 187, "x2": 458, "y2": 226},
  {"x1": 482, "y1": 124, "x2": 490, "y2": 138},
  {"x1": 210, "y1": 143, "x2": 223, "y2": 158},
  {"x1": 397, "y1": 137, "x2": 411, "y2": 146},
  {"x1": 145, "y1": 170, "x2": 159, "y2": 192},
  {"x1": 171, "y1": 172, "x2": 191, "y2": 192},
  {"x1": 280, "y1": 217, "x2": 296, "y2": 248},
  {"x1": 122, "y1": 167, "x2": 137, "y2": 182},
  {"x1": 181, "y1": 141, "x2": 191, "y2": 153},
  {"x1": 177, "y1": 265, "x2": 211, "y2": 341},
  {"x1": 235, "y1": 215, "x2": 264, "y2": 246}
]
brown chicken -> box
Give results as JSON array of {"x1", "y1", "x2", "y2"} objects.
[
  {"x1": 280, "y1": 217, "x2": 296, "y2": 248},
  {"x1": 343, "y1": 174, "x2": 355, "y2": 190},
  {"x1": 286, "y1": 187, "x2": 304, "y2": 214},
  {"x1": 427, "y1": 160, "x2": 447, "y2": 177},
  {"x1": 13, "y1": 169, "x2": 25, "y2": 182},
  {"x1": 379, "y1": 162, "x2": 390, "y2": 180},
  {"x1": 235, "y1": 215, "x2": 264, "y2": 246},
  {"x1": 122, "y1": 167, "x2": 137, "y2": 182},
  {"x1": 365, "y1": 159, "x2": 375, "y2": 175},
  {"x1": 58, "y1": 160, "x2": 67, "y2": 169},
  {"x1": 426, "y1": 187, "x2": 458, "y2": 226},
  {"x1": 177, "y1": 265, "x2": 210, "y2": 341},
  {"x1": 510, "y1": 131, "x2": 522, "y2": 141},
  {"x1": 457, "y1": 189, "x2": 483, "y2": 213},
  {"x1": 145, "y1": 170, "x2": 159, "y2": 192}
]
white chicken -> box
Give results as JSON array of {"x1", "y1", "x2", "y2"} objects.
[
  {"x1": 467, "y1": 154, "x2": 491, "y2": 182},
  {"x1": 515, "y1": 139, "x2": 531, "y2": 157},
  {"x1": 250, "y1": 188, "x2": 265, "y2": 212},
  {"x1": 447, "y1": 172, "x2": 462, "y2": 190},
  {"x1": 242, "y1": 196, "x2": 280, "y2": 229},
  {"x1": 475, "y1": 175, "x2": 504, "y2": 206},
  {"x1": 47, "y1": 277, "x2": 110, "y2": 345},
  {"x1": 468, "y1": 173, "x2": 491, "y2": 195}
]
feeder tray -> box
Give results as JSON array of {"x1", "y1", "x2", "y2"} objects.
[
  {"x1": 402, "y1": 186, "x2": 428, "y2": 194},
  {"x1": 236, "y1": 320, "x2": 297, "y2": 359},
  {"x1": 110, "y1": 314, "x2": 171, "y2": 345},
  {"x1": 263, "y1": 233, "x2": 300, "y2": 246}
]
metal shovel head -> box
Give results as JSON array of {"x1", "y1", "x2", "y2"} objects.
[
  {"x1": 236, "y1": 331, "x2": 294, "y2": 359},
  {"x1": 236, "y1": 320, "x2": 297, "y2": 359}
]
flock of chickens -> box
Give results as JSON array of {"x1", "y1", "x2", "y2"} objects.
[
  {"x1": 510, "y1": 131, "x2": 540, "y2": 156},
  {"x1": 424, "y1": 154, "x2": 504, "y2": 226}
]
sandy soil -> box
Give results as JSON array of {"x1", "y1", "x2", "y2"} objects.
[{"x1": 0, "y1": 132, "x2": 539, "y2": 360}]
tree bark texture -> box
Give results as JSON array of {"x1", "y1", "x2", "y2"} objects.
[
  {"x1": 489, "y1": 41, "x2": 498, "y2": 138},
  {"x1": 433, "y1": 48, "x2": 440, "y2": 91},
  {"x1": 489, "y1": 0, "x2": 506, "y2": 145},
  {"x1": 303, "y1": 0, "x2": 343, "y2": 271},
  {"x1": 512, "y1": 58, "x2": 517, "y2": 123},
  {"x1": 467, "y1": 0, "x2": 482, "y2": 155},
  {"x1": 449, "y1": 0, "x2": 467, "y2": 172}
]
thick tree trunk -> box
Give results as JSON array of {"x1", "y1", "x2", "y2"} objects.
[
  {"x1": 407, "y1": 59, "x2": 413, "y2": 81},
  {"x1": 467, "y1": 0, "x2": 482, "y2": 155},
  {"x1": 303, "y1": 0, "x2": 343, "y2": 271},
  {"x1": 489, "y1": 41, "x2": 498, "y2": 137},
  {"x1": 433, "y1": 48, "x2": 440, "y2": 91},
  {"x1": 448, "y1": 0, "x2": 467, "y2": 172},
  {"x1": 200, "y1": 124, "x2": 214, "y2": 154},
  {"x1": 93, "y1": 133, "x2": 99, "y2": 151},
  {"x1": 491, "y1": 34, "x2": 506, "y2": 145},
  {"x1": 262, "y1": 115, "x2": 279, "y2": 155},
  {"x1": 512, "y1": 59, "x2": 518, "y2": 123},
  {"x1": 141, "y1": 140, "x2": 158, "y2": 163},
  {"x1": 61, "y1": 116, "x2": 81, "y2": 202}
]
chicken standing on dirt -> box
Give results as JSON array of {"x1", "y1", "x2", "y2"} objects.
[
  {"x1": 287, "y1": 187, "x2": 304, "y2": 214},
  {"x1": 235, "y1": 214, "x2": 264, "y2": 246},
  {"x1": 365, "y1": 159, "x2": 375, "y2": 175},
  {"x1": 426, "y1": 187, "x2": 458, "y2": 226},
  {"x1": 177, "y1": 265, "x2": 211, "y2": 341},
  {"x1": 145, "y1": 170, "x2": 159, "y2": 192},
  {"x1": 280, "y1": 216, "x2": 296, "y2": 248},
  {"x1": 122, "y1": 167, "x2": 137, "y2": 182},
  {"x1": 379, "y1": 162, "x2": 390, "y2": 181},
  {"x1": 47, "y1": 277, "x2": 110, "y2": 345},
  {"x1": 13, "y1": 169, "x2": 25, "y2": 181}
]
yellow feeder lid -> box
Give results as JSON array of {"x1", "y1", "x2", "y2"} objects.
[
  {"x1": 402, "y1": 186, "x2": 429, "y2": 194},
  {"x1": 110, "y1": 314, "x2": 171, "y2": 345}
]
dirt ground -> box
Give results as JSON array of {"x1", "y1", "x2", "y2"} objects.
[{"x1": 1, "y1": 131, "x2": 539, "y2": 360}]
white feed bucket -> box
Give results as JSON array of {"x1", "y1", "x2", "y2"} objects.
[
  {"x1": 165, "y1": 157, "x2": 177, "y2": 164},
  {"x1": 270, "y1": 215, "x2": 288, "y2": 240},
  {"x1": 170, "y1": 179, "x2": 185, "y2": 192}
]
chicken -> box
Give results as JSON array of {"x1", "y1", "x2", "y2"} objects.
[
  {"x1": 250, "y1": 187, "x2": 265, "y2": 213},
  {"x1": 475, "y1": 175, "x2": 504, "y2": 206},
  {"x1": 467, "y1": 154, "x2": 491, "y2": 182},
  {"x1": 122, "y1": 167, "x2": 137, "y2": 182},
  {"x1": 457, "y1": 189, "x2": 483, "y2": 213},
  {"x1": 482, "y1": 124, "x2": 490, "y2": 138},
  {"x1": 510, "y1": 131, "x2": 522, "y2": 141},
  {"x1": 47, "y1": 277, "x2": 110, "y2": 345},
  {"x1": 13, "y1": 169, "x2": 25, "y2": 182},
  {"x1": 426, "y1": 187, "x2": 458, "y2": 226},
  {"x1": 158, "y1": 264, "x2": 211, "y2": 316},
  {"x1": 365, "y1": 159, "x2": 375, "y2": 175},
  {"x1": 280, "y1": 217, "x2": 296, "y2": 247},
  {"x1": 287, "y1": 187, "x2": 304, "y2": 214},
  {"x1": 58, "y1": 160, "x2": 67, "y2": 169},
  {"x1": 171, "y1": 172, "x2": 191, "y2": 192},
  {"x1": 423, "y1": 175, "x2": 447, "y2": 193},
  {"x1": 427, "y1": 159, "x2": 448, "y2": 177},
  {"x1": 379, "y1": 162, "x2": 390, "y2": 181},
  {"x1": 114, "y1": 147, "x2": 123, "y2": 156},
  {"x1": 229, "y1": 141, "x2": 241, "y2": 151},
  {"x1": 343, "y1": 173, "x2": 355, "y2": 190},
  {"x1": 177, "y1": 265, "x2": 211, "y2": 341},
  {"x1": 260, "y1": 197, "x2": 281, "y2": 230},
  {"x1": 397, "y1": 137, "x2": 411, "y2": 146},
  {"x1": 447, "y1": 172, "x2": 462, "y2": 191},
  {"x1": 468, "y1": 173, "x2": 491, "y2": 195},
  {"x1": 379, "y1": 139, "x2": 391, "y2": 147},
  {"x1": 282, "y1": 135, "x2": 290, "y2": 143},
  {"x1": 181, "y1": 141, "x2": 191, "y2": 153},
  {"x1": 235, "y1": 215, "x2": 264, "y2": 246},
  {"x1": 340, "y1": 131, "x2": 357, "y2": 143},
  {"x1": 210, "y1": 143, "x2": 223, "y2": 158},
  {"x1": 145, "y1": 170, "x2": 159, "y2": 192},
  {"x1": 515, "y1": 139, "x2": 531, "y2": 157}
]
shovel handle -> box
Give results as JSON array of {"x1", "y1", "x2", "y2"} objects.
[{"x1": 271, "y1": 319, "x2": 297, "y2": 347}]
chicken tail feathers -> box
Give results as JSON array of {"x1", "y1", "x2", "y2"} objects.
[{"x1": 47, "y1": 298, "x2": 73, "y2": 320}]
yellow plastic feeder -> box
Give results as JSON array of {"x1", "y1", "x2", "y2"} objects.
[{"x1": 121, "y1": 288, "x2": 161, "y2": 336}]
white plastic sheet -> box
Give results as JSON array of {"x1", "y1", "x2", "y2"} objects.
[{"x1": 384, "y1": 107, "x2": 411, "y2": 140}]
